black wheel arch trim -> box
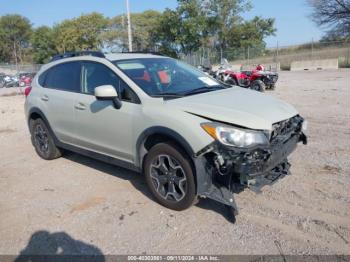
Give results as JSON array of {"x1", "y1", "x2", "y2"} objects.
[
  {"x1": 135, "y1": 126, "x2": 195, "y2": 169},
  {"x1": 28, "y1": 107, "x2": 59, "y2": 144}
]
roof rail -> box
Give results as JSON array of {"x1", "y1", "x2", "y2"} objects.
[
  {"x1": 120, "y1": 51, "x2": 165, "y2": 56},
  {"x1": 50, "y1": 51, "x2": 105, "y2": 62}
]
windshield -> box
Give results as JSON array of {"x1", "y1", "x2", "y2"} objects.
[{"x1": 113, "y1": 58, "x2": 226, "y2": 98}]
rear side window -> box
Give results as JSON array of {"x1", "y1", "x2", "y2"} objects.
[
  {"x1": 38, "y1": 71, "x2": 47, "y2": 86},
  {"x1": 42, "y1": 62, "x2": 81, "y2": 92}
]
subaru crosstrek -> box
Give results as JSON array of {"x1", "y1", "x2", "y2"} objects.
[{"x1": 24, "y1": 51, "x2": 307, "y2": 220}]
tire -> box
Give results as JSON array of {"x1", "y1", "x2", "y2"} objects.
[
  {"x1": 30, "y1": 118, "x2": 62, "y2": 160},
  {"x1": 227, "y1": 76, "x2": 238, "y2": 86},
  {"x1": 250, "y1": 80, "x2": 266, "y2": 92},
  {"x1": 144, "y1": 142, "x2": 197, "y2": 211},
  {"x1": 218, "y1": 73, "x2": 226, "y2": 82}
]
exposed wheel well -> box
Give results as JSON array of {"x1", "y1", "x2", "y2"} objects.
[{"x1": 29, "y1": 112, "x2": 42, "y2": 121}]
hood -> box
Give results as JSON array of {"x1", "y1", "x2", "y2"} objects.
[{"x1": 166, "y1": 87, "x2": 298, "y2": 131}]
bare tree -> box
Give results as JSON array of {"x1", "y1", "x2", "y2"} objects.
[{"x1": 309, "y1": 0, "x2": 350, "y2": 37}]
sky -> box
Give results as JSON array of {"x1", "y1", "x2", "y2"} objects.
[{"x1": 0, "y1": 0, "x2": 324, "y2": 47}]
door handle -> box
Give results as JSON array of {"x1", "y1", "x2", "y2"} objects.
[
  {"x1": 75, "y1": 102, "x2": 86, "y2": 110},
  {"x1": 41, "y1": 95, "x2": 49, "y2": 101}
]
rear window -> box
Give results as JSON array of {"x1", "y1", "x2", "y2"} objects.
[{"x1": 41, "y1": 62, "x2": 81, "y2": 92}]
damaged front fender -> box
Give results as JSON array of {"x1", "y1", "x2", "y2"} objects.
[{"x1": 192, "y1": 115, "x2": 307, "y2": 216}]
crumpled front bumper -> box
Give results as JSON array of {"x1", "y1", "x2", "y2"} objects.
[
  {"x1": 234, "y1": 132, "x2": 306, "y2": 180},
  {"x1": 193, "y1": 122, "x2": 307, "y2": 213}
]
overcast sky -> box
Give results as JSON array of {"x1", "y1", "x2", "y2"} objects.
[{"x1": 0, "y1": 0, "x2": 323, "y2": 47}]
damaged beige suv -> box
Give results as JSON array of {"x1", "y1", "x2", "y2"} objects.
[{"x1": 24, "y1": 51, "x2": 307, "y2": 220}]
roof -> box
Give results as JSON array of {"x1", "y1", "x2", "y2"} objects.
[{"x1": 105, "y1": 53, "x2": 167, "y2": 61}]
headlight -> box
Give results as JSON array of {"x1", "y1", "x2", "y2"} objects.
[{"x1": 201, "y1": 122, "x2": 269, "y2": 148}]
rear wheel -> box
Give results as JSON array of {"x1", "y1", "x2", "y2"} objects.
[
  {"x1": 30, "y1": 118, "x2": 62, "y2": 160},
  {"x1": 144, "y1": 143, "x2": 196, "y2": 211},
  {"x1": 250, "y1": 80, "x2": 266, "y2": 92}
]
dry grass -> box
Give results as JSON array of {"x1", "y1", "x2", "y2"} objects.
[{"x1": 233, "y1": 46, "x2": 350, "y2": 69}]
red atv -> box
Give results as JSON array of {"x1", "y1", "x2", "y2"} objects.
[
  {"x1": 19, "y1": 73, "x2": 36, "y2": 87},
  {"x1": 223, "y1": 65, "x2": 278, "y2": 92}
]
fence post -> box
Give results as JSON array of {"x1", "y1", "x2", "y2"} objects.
[{"x1": 247, "y1": 47, "x2": 250, "y2": 65}]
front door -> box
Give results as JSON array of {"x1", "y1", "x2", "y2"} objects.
[{"x1": 73, "y1": 61, "x2": 142, "y2": 163}]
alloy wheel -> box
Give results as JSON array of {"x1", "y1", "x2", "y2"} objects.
[
  {"x1": 149, "y1": 154, "x2": 187, "y2": 202},
  {"x1": 34, "y1": 124, "x2": 49, "y2": 154}
]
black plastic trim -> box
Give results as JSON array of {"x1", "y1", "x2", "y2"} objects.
[
  {"x1": 57, "y1": 142, "x2": 140, "y2": 172},
  {"x1": 135, "y1": 126, "x2": 195, "y2": 168}
]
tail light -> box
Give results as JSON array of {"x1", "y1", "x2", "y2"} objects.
[{"x1": 24, "y1": 86, "x2": 32, "y2": 97}]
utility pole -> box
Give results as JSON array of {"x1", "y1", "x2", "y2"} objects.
[{"x1": 126, "y1": 0, "x2": 133, "y2": 52}]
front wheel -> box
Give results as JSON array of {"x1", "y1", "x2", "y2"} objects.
[
  {"x1": 144, "y1": 143, "x2": 197, "y2": 211},
  {"x1": 250, "y1": 80, "x2": 266, "y2": 92},
  {"x1": 226, "y1": 76, "x2": 238, "y2": 86}
]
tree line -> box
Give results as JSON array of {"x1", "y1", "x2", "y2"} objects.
[
  {"x1": 0, "y1": 0, "x2": 348, "y2": 65},
  {"x1": 0, "y1": 0, "x2": 277, "y2": 64}
]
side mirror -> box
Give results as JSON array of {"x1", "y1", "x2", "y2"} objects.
[{"x1": 94, "y1": 85, "x2": 122, "y2": 109}]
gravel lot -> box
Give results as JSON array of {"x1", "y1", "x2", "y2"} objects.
[{"x1": 0, "y1": 70, "x2": 349, "y2": 256}]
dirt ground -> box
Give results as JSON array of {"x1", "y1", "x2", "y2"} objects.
[{"x1": 0, "y1": 70, "x2": 349, "y2": 256}]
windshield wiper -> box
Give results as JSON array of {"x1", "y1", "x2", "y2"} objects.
[
  {"x1": 182, "y1": 86, "x2": 223, "y2": 96},
  {"x1": 151, "y1": 92, "x2": 185, "y2": 98}
]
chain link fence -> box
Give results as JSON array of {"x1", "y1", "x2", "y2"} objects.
[
  {"x1": 0, "y1": 64, "x2": 42, "y2": 75},
  {"x1": 1, "y1": 40, "x2": 349, "y2": 75},
  {"x1": 181, "y1": 40, "x2": 350, "y2": 70}
]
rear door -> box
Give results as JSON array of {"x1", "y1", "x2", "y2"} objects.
[{"x1": 39, "y1": 61, "x2": 81, "y2": 144}]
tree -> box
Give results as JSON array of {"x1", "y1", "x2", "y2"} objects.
[
  {"x1": 228, "y1": 17, "x2": 276, "y2": 49},
  {"x1": 154, "y1": 0, "x2": 275, "y2": 58},
  {"x1": 31, "y1": 26, "x2": 55, "y2": 63},
  {"x1": 202, "y1": 0, "x2": 252, "y2": 50},
  {"x1": 224, "y1": 16, "x2": 276, "y2": 60},
  {"x1": 154, "y1": 0, "x2": 209, "y2": 56},
  {"x1": 54, "y1": 13, "x2": 108, "y2": 53},
  {"x1": 309, "y1": 0, "x2": 350, "y2": 38},
  {"x1": 0, "y1": 14, "x2": 32, "y2": 64},
  {"x1": 104, "y1": 10, "x2": 162, "y2": 52}
]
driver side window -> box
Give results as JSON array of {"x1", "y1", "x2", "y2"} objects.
[{"x1": 81, "y1": 62, "x2": 140, "y2": 103}]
